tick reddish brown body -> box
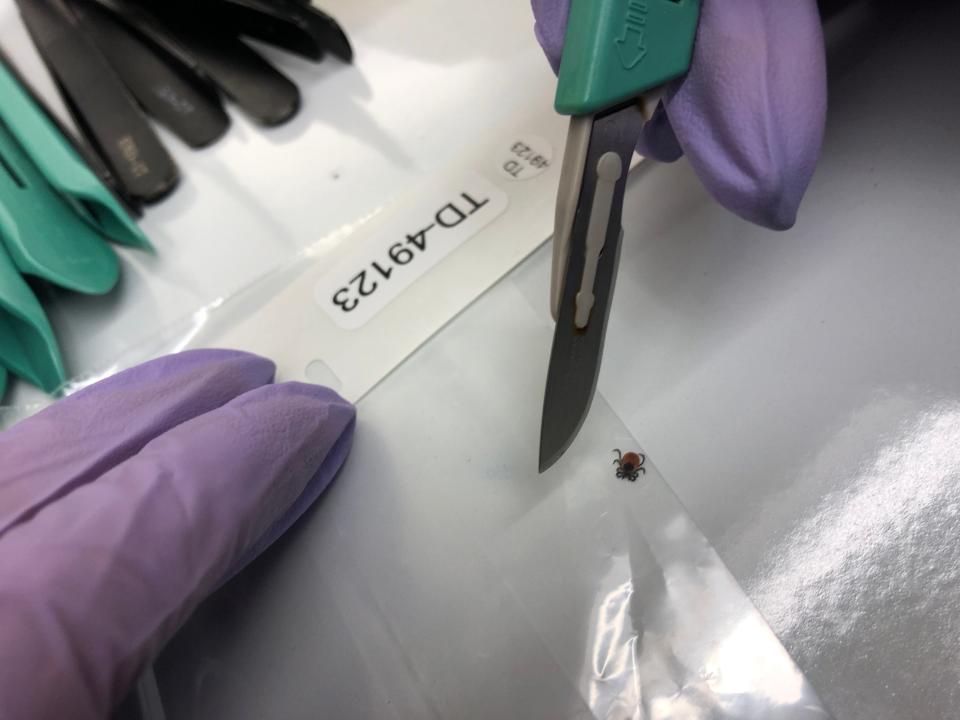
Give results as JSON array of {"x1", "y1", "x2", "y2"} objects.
[{"x1": 613, "y1": 449, "x2": 646, "y2": 482}]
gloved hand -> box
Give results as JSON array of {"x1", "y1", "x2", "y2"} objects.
[
  {"x1": 532, "y1": 0, "x2": 828, "y2": 229},
  {"x1": 0, "y1": 349, "x2": 356, "y2": 720}
]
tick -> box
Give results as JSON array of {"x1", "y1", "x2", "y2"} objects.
[{"x1": 613, "y1": 449, "x2": 645, "y2": 482}]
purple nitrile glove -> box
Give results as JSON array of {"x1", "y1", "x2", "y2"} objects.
[
  {"x1": 532, "y1": 0, "x2": 827, "y2": 230},
  {"x1": 0, "y1": 349, "x2": 356, "y2": 720}
]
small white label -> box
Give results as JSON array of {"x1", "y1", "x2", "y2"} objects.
[
  {"x1": 316, "y1": 173, "x2": 509, "y2": 330},
  {"x1": 498, "y1": 135, "x2": 553, "y2": 181}
]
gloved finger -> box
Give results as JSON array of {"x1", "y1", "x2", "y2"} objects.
[
  {"x1": 635, "y1": 102, "x2": 684, "y2": 163},
  {"x1": 224, "y1": 406, "x2": 356, "y2": 581},
  {"x1": 0, "y1": 381, "x2": 356, "y2": 720},
  {"x1": 531, "y1": 0, "x2": 569, "y2": 73},
  {"x1": 0, "y1": 349, "x2": 275, "y2": 538},
  {"x1": 662, "y1": 0, "x2": 827, "y2": 229}
]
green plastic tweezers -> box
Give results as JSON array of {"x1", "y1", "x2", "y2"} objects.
[{"x1": 0, "y1": 53, "x2": 150, "y2": 396}]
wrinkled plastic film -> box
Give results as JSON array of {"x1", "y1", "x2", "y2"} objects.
[
  {"x1": 0, "y1": 0, "x2": 566, "y2": 413},
  {"x1": 153, "y1": 261, "x2": 830, "y2": 719},
  {"x1": 6, "y1": 114, "x2": 650, "y2": 422},
  {"x1": 11, "y1": 104, "x2": 570, "y2": 414}
]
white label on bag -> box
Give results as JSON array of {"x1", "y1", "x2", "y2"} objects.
[
  {"x1": 316, "y1": 173, "x2": 509, "y2": 330},
  {"x1": 498, "y1": 135, "x2": 553, "y2": 181}
]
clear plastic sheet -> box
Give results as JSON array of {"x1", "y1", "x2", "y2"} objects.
[
  {"x1": 0, "y1": 0, "x2": 564, "y2": 417},
  {"x1": 551, "y1": 5, "x2": 960, "y2": 719},
  {"x1": 152, "y1": 260, "x2": 830, "y2": 719},
  {"x1": 0, "y1": 103, "x2": 570, "y2": 419}
]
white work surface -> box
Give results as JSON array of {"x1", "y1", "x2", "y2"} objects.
[{"x1": 3, "y1": 1, "x2": 960, "y2": 719}]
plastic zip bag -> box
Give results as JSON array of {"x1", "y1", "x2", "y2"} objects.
[{"x1": 153, "y1": 256, "x2": 830, "y2": 719}]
